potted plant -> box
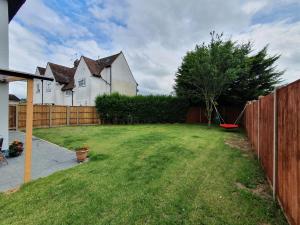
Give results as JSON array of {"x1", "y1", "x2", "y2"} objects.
[
  {"x1": 9, "y1": 140, "x2": 24, "y2": 157},
  {"x1": 75, "y1": 146, "x2": 89, "y2": 162}
]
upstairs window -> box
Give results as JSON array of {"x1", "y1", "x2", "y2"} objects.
[
  {"x1": 78, "y1": 78, "x2": 86, "y2": 87},
  {"x1": 46, "y1": 81, "x2": 52, "y2": 92},
  {"x1": 36, "y1": 83, "x2": 40, "y2": 93}
]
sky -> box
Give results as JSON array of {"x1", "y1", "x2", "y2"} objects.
[{"x1": 8, "y1": 0, "x2": 300, "y2": 98}]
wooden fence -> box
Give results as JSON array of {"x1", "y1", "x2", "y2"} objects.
[
  {"x1": 186, "y1": 106, "x2": 243, "y2": 124},
  {"x1": 9, "y1": 104, "x2": 100, "y2": 130},
  {"x1": 245, "y1": 79, "x2": 300, "y2": 225}
]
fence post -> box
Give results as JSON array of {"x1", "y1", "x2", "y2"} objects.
[
  {"x1": 273, "y1": 88, "x2": 278, "y2": 199},
  {"x1": 49, "y1": 105, "x2": 52, "y2": 127},
  {"x1": 67, "y1": 106, "x2": 70, "y2": 126},
  {"x1": 16, "y1": 104, "x2": 19, "y2": 131},
  {"x1": 77, "y1": 106, "x2": 79, "y2": 125}
]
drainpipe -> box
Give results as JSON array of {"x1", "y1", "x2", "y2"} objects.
[
  {"x1": 109, "y1": 66, "x2": 112, "y2": 94},
  {"x1": 0, "y1": 0, "x2": 9, "y2": 153},
  {"x1": 41, "y1": 80, "x2": 44, "y2": 105}
]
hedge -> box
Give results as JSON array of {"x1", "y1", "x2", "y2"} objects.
[{"x1": 95, "y1": 93, "x2": 189, "y2": 124}]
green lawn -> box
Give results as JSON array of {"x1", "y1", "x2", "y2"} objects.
[{"x1": 0, "y1": 124, "x2": 287, "y2": 225}]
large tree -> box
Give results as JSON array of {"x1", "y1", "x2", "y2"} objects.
[
  {"x1": 219, "y1": 46, "x2": 283, "y2": 105},
  {"x1": 175, "y1": 32, "x2": 250, "y2": 126}
]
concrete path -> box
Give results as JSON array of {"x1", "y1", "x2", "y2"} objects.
[{"x1": 0, "y1": 131, "x2": 77, "y2": 192}]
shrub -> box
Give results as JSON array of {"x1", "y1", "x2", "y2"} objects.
[
  {"x1": 95, "y1": 93, "x2": 189, "y2": 124},
  {"x1": 9, "y1": 140, "x2": 24, "y2": 157}
]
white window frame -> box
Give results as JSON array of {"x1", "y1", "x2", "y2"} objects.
[
  {"x1": 46, "y1": 81, "x2": 52, "y2": 92},
  {"x1": 78, "y1": 78, "x2": 86, "y2": 87},
  {"x1": 36, "y1": 83, "x2": 40, "y2": 93}
]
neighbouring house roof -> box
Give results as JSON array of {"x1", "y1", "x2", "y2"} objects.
[
  {"x1": 9, "y1": 94, "x2": 20, "y2": 102},
  {"x1": 8, "y1": 0, "x2": 26, "y2": 22},
  {"x1": 48, "y1": 63, "x2": 76, "y2": 91},
  {"x1": 83, "y1": 52, "x2": 121, "y2": 77},
  {"x1": 37, "y1": 67, "x2": 46, "y2": 75},
  {"x1": 43, "y1": 53, "x2": 121, "y2": 91}
]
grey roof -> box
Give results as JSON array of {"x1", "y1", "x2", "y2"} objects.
[
  {"x1": 8, "y1": 0, "x2": 26, "y2": 22},
  {"x1": 9, "y1": 94, "x2": 20, "y2": 101}
]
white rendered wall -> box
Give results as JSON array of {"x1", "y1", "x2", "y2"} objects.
[
  {"x1": 42, "y1": 65, "x2": 55, "y2": 104},
  {"x1": 0, "y1": 0, "x2": 9, "y2": 151},
  {"x1": 73, "y1": 59, "x2": 110, "y2": 106},
  {"x1": 111, "y1": 53, "x2": 137, "y2": 96},
  {"x1": 33, "y1": 68, "x2": 43, "y2": 104}
]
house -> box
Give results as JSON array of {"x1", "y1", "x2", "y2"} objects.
[
  {"x1": 9, "y1": 94, "x2": 20, "y2": 105},
  {"x1": 33, "y1": 52, "x2": 138, "y2": 106}
]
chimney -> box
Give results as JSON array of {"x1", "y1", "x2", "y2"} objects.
[{"x1": 74, "y1": 59, "x2": 80, "y2": 68}]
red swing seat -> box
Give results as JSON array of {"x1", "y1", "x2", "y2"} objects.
[{"x1": 220, "y1": 123, "x2": 239, "y2": 129}]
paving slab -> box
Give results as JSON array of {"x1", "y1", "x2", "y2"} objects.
[{"x1": 0, "y1": 131, "x2": 77, "y2": 192}]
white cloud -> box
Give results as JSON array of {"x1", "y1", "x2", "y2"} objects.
[
  {"x1": 8, "y1": 0, "x2": 300, "y2": 98},
  {"x1": 235, "y1": 21, "x2": 300, "y2": 83}
]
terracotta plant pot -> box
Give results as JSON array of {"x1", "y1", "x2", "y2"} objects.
[{"x1": 76, "y1": 148, "x2": 89, "y2": 162}]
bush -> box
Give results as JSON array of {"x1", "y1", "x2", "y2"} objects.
[
  {"x1": 9, "y1": 140, "x2": 24, "y2": 157},
  {"x1": 95, "y1": 93, "x2": 189, "y2": 124}
]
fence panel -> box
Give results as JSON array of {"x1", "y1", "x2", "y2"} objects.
[
  {"x1": 277, "y1": 81, "x2": 300, "y2": 225},
  {"x1": 51, "y1": 105, "x2": 67, "y2": 126},
  {"x1": 9, "y1": 105, "x2": 16, "y2": 129},
  {"x1": 259, "y1": 94, "x2": 274, "y2": 185},
  {"x1": 9, "y1": 104, "x2": 100, "y2": 129},
  {"x1": 78, "y1": 106, "x2": 99, "y2": 125},
  {"x1": 186, "y1": 106, "x2": 242, "y2": 124}
]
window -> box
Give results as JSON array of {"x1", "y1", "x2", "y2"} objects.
[
  {"x1": 65, "y1": 90, "x2": 72, "y2": 96},
  {"x1": 78, "y1": 78, "x2": 86, "y2": 87},
  {"x1": 46, "y1": 81, "x2": 52, "y2": 92},
  {"x1": 36, "y1": 83, "x2": 40, "y2": 93}
]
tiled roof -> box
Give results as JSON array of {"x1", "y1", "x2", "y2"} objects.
[
  {"x1": 44, "y1": 53, "x2": 121, "y2": 91},
  {"x1": 9, "y1": 94, "x2": 20, "y2": 102},
  {"x1": 37, "y1": 67, "x2": 46, "y2": 75},
  {"x1": 83, "y1": 52, "x2": 121, "y2": 77},
  {"x1": 48, "y1": 63, "x2": 76, "y2": 85}
]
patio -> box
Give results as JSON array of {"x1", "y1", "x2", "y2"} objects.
[{"x1": 0, "y1": 131, "x2": 77, "y2": 192}]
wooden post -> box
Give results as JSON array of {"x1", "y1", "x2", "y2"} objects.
[
  {"x1": 67, "y1": 106, "x2": 70, "y2": 126},
  {"x1": 77, "y1": 106, "x2": 79, "y2": 125},
  {"x1": 273, "y1": 88, "x2": 278, "y2": 199},
  {"x1": 24, "y1": 79, "x2": 34, "y2": 183},
  {"x1": 15, "y1": 104, "x2": 19, "y2": 131},
  {"x1": 257, "y1": 98, "x2": 260, "y2": 161},
  {"x1": 49, "y1": 105, "x2": 52, "y2": 127}
]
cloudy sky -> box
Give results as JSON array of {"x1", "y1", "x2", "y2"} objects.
[{"x1": 9, "y1": 0, "x2": 300, "y2": 98}]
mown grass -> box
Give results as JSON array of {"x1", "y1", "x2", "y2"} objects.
[{"x1": 0, "y1": 124, "x2": 287, "y2": 225}]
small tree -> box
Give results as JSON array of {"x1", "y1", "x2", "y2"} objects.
[{"x1": 175, "y1": 32, "x2": 250, "y2": 126}]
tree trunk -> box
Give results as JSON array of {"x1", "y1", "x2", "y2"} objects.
[{"x1": 205, "y1": 99, "x2": 213, "y2": 128}]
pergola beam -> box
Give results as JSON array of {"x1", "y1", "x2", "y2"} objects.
[{"x1": 24, "y1": 79, "x2": 33, "y2": 183}]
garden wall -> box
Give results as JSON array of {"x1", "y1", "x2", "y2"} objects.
[
  {"x1": 9, "y1": 104, "x2": 100, "y2": 130},
  {"x1": 244, "y1": 79, "x2": 300, "y2": 225}
]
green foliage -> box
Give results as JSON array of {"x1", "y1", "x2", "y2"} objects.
[
  {"x1": 95, "y1": 93, "x2": 189, "y2": 124},
  {"x1": 175, "y1": 32, "x2": 250, "y2": 125},
  {"x1": 219, "y1": 46, "x2": 283, "y2": 105}
]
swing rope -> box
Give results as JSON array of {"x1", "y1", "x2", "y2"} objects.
[
  {"x1": 210, "y1": 99, "x2": 247, "y2": 126},
  {"x1": 211, "y1": 99, "x2": 225, "y2": 124}
]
